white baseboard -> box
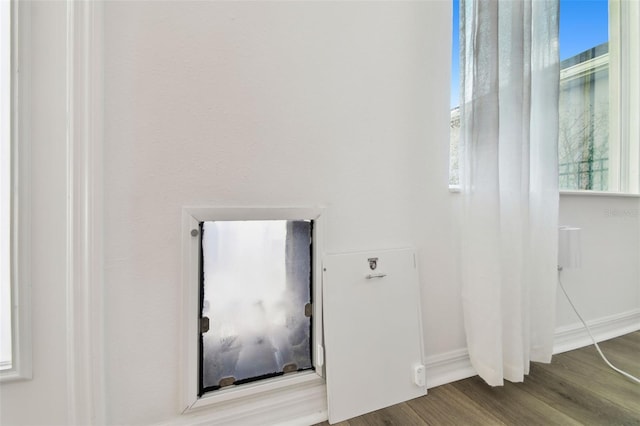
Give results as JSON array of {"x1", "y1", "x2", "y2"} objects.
[
  {"x1": 553, "y1": 308, "x2": 640, "y2": 355},
  {"x1": 276, "y1": 411, "x2": 329, "y2": 426},
  {"x1": 154, "y1": 380, "x2": 327, "y2": 426},
  {"x1": 425, "y1": 348, "x2": 476, "y2": 389},
  {"x1": 154, "y1": 310, "x2": 638, "y2": 426},
  {"x1": 425, "y1": 308, "x2": 640, "y2": 390}
]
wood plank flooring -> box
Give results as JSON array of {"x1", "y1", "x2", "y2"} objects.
[{"x1": 315, "y1": 331, "x2": 640, "y2": 425}]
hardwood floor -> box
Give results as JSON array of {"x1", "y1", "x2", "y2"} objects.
[{"x1": 315, "y1": 331, "x2": 640, "y2": 425}]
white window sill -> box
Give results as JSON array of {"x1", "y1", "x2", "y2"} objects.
[
  {"x1": 560, "y1": 190, "x2": 640, "y2": 198},
  {"x1": 450, "y1": 187, "x2": 639, "y2": 198},
  {"x1": 0, "y1": 366, "x2": 32, "y2": 383}
]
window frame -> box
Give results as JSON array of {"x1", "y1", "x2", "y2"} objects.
[
  {"x1": 608, "y1": 0, "x2": 639, "y2": 194},
  {"x1": 0, "y1": 0, "x2": 11, "y2": 373},
  {"x1": 0, "y1": 0, "x2": 32, "y2": 384},
  {"x1": 181, "y1": 206, "x2": 325, "y2": 412}
]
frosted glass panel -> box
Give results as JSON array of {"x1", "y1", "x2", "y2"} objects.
[{"x1": 200, "y1": 220, "x2": 312, "y2": 392}]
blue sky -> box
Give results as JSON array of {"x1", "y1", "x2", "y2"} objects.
[{"x1": 451, "y1": 0, "x2": 609, "y2": 108}]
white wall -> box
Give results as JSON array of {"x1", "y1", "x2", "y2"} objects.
[
  {"x1": 557, "y1": 194, "x2": 640, "y2": 330},
  {"x1": 1, "y1": 1, "x2": 638, "y2": 425},
  {"x1": 101, "y1": 2, "x2": 640, "y2": 420},
  {"x1": 102, "y1": 1, "x2": 456, "y2": 425}
]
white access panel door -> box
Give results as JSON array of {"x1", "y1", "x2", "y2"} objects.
[{"x1": 323, "y1": 248, "x2": 426, "y2": 424}]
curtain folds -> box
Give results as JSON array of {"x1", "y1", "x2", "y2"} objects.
[{"x1": 459, "y1": 0, "x2": 560, "y2": 386}]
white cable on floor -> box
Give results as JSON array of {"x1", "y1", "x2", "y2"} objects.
[{"x1": 558, "y1": 273, "x2": 640, "y2": 385}]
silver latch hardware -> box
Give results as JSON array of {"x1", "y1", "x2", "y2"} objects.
[
  {"x1": 368, "y1": 257, "x2": 378, "y2": 270},
  {"x1": 366, "y1": 273, "x2": 387, "y2": 279}
]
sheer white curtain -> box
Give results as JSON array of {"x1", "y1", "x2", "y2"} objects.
[{"x1": 459, "y1": 0, "x2": 560, "y2": 386}]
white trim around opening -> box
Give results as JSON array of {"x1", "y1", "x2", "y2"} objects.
[{"x1": 181, "y1": 206, "x2": 327, "y2": 415}]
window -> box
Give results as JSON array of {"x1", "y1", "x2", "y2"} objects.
[
  {"x1": 199, "y1": 220, "x2": 314, "y2": 394},
  {"x1": 559, "y1": 0, "x2": 639, "y2": 193},
  {"x1": 182, "y1": 207, "x2": 324, "y2": 411},
  {"x1": 449, "y1": 0, "x2": 639, "y2": 194},
  {"x1": 449, "y1": 0, "x2": 461, "y2": 188},
  {"x1": 1, "y1": 0, "x2": 31, "y2": 383},
  {"x1": 558, "y1": 0, "x2": 610, "y2": 191},
  {"x1": 1, "y1": 0, "x2": 11, "y2": 373}
]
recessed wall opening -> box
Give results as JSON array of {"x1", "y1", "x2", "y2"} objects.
[{"x1": 198, "y1": 220, "x2": 314, "y2": 396}]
